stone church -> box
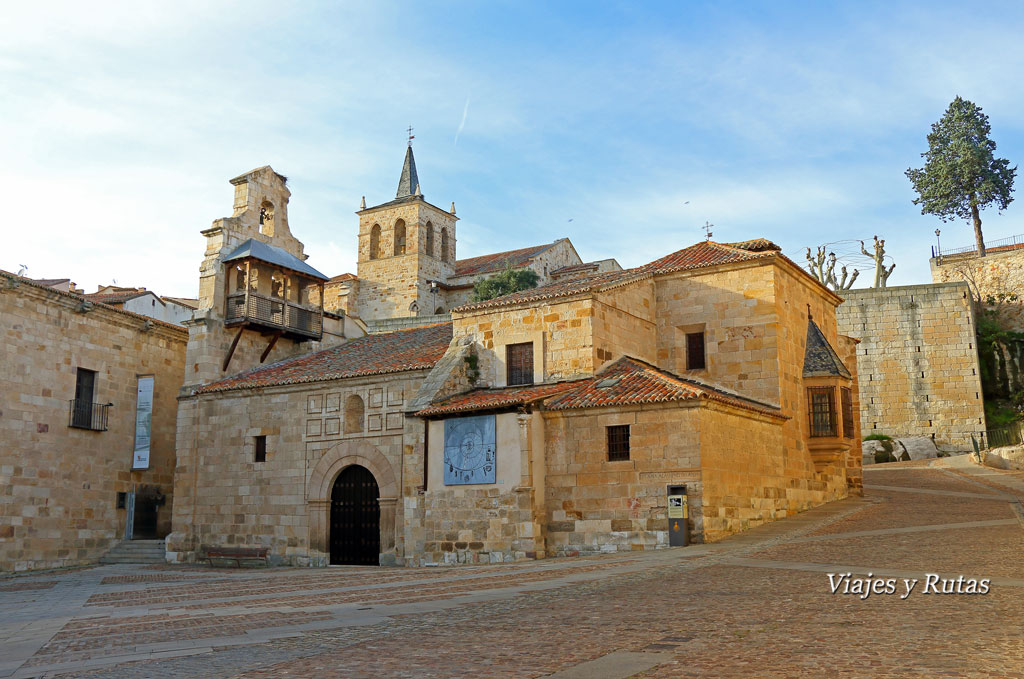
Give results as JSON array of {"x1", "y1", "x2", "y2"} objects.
[{"x1": 167, "y1": 146, "x2": 863, "y2": 567}]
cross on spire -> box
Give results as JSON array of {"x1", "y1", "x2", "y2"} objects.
[
  {"x1": 407, "y1": 125, "x2": 415, "y2": 146},
  {"x1": 703, "y1": 221, "x2": 714, "y2": 240}
]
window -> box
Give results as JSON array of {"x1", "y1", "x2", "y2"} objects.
[
  {"x1": 425, "y1": 221, "x2": 434, "y2": 257},
  {"x1": 345, "y1": 394, "x2": 364, "y2": 434},
  {"x1": 394, "y1": 219, "x2": 406, "y2": 256},
  {"x1": 254, "y1": 435, "x2": 267, "y2": 462},
  {"x1": 808, "y1": 387, "x2": 837, "y2": 437},
  {"x1": 685, "y1": 332, "x2": 706, "y2": 370},
  {"x1": 70, "y1": 368, "x2": 97, "y2": 429},
  {"x1": 441, "y1": 228, "x2": 450, "y2": 263},
  {"x1": 607, "y1": 425, "x2": 630, "y2": 461},
  {"x1": 841, "y1": 387, "x2": 854, "y2": 439},
  {"x1": 506, "y1": 342, "x2": 534, "y2": 386},
  {"x1": 370, "y1": 224, "x2": 381, "y2": 260}
]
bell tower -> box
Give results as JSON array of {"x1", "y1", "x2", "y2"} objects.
[{"x1": 354, "y1": 144, "x2": 458, "y2": 321}]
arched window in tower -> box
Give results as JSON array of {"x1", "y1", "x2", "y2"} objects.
[
  {"x1": 370, "y1": 224, "x2": 381, "y2": 260},
  {"x1": 425, "y1": 221, "x2": 434, "y2": 257},
  {"x1": 344, "y1": 394, "x2": 364, "y2": 434},
  {"x1": 441, "y1": 228, "x2": 450, "y2": 263},
  {"x1": 394, "y1": 219, "x2": 406, "y2": 256},
  {"x1": 259, "y1": 201, "x2": 275, "y2": 237}
]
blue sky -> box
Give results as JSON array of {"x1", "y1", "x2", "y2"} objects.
[{"x1": 3, "y1": 1, "x2": 1024, "y2": 295}]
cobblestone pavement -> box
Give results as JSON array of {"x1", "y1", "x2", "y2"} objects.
[{"x1": 2, "y1": 455, "x2": 1023, "y2": 678}]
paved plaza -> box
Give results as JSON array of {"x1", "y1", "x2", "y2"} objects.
[{"x1": 2, "y1": 456, "x2": 1023, "y2": 679}]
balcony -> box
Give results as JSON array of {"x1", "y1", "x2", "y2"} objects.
[
  {"x1": 226, "y1": 291, "x2": 322, "y2": 340},
  {"x1": 68, "y1": 400, "x2": 110, "y2": 431}
]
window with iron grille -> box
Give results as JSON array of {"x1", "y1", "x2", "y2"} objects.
[
  {"x1": 841, "y1": 387, "x2": 854, "y2": 439},
  {"x1": 686, "y1": 332, "x2": 706, "y2": 370},
  {"x1": 607, "y1": 425, "x2": 630, "y2": 461},
  {"x1": 808, "y1": 387, "x2": 837, "y2": 437},
  {"x1": 506, "y1": 342, "x2": 534, "y2": 386},
  {"x1": 254, "y1": 435, "x2": 267, "y2": 463}
]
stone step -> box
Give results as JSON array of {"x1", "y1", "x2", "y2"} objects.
[{"x1": 99, "y1": 540, "x2": 167, "y2": 564}]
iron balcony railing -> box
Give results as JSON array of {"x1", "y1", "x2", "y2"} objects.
[
  {"x1": 932, "y1": 233, "x2": 1024, "y2": 259},
  {"x1": 68, "y1": 399, "x2": 110, "y2": 431},
  {"x1": 972, "y1": 422, "x2": 1024, "y2": 451},
  {"x1": 225, "y1": 291, "x2": 322, "y2": 338}
]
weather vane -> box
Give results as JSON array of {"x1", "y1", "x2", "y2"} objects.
[
  {"x1": 703, "y1": 221, "x2": 714, "y2": 241},
  {"x1": 407, "y1": 125, "x2": 415, "y2": 146}
]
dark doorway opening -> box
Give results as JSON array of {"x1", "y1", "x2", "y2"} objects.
[{"x1": 330, "y1": 465, "x2": 380, "y2": 565}]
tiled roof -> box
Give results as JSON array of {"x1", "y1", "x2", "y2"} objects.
[
  {"x1": 197, "y1": 322, "x2": 453, "y2": 393},
  {"x1": 29, "y1": 278, "x2": 71, "y2": 286},
  {"x1": 544, "y1": 356, "x2": 784, "y2": 416},
  {"x1": 550, "y1": 262, "x2": 599, "y2": 276},
  {"x1": 725, "y1": 238, "x2": 782, "y2": 253},
  {"x1": 163, "y1": 296, "x2": 199, "y2": 309},
  {"x1": 803, "y1": 320, "x2": 852, "y2": 378},
  {"x1": 84, "y1": 290, "x2": 154, "y2": 305},
  {"x1": 327, "y1": 273, "x2": 357, "y2": 283},
  {"x1": 453, "y1": 268, "x2": 645, "y2": 312},
  {"x1": 454, "y1": 239, "x2": 779, "y2": 313},
  {"x1": 416, "y1": 381, "x2": 585, "y2": 417},
  {"x1": 638, "y1": 240, "x2": 777, "y2": 276},
  {"x1": 453, "y1": 242, "x2": 558, "y2": 278}
]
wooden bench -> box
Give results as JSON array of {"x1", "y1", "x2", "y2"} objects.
[{"x1": 205, "y1": 546, "x2": 269, "y2": 568}]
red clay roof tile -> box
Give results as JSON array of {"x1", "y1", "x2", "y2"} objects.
[
  {"x1": 453, "y1": 242, "x2": 556, "y2": 278},
  {"x1": 416, "y1": 380, "x2": 585, "y2": 417},
  {"x1": 197, "y1": 322, "x2": 453, "y2": 393},
  {"x1": 543, "y1": 356, "x2": 784, "y2": 416}
]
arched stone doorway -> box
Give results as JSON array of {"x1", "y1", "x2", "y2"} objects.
[
  {"x1": 308, "y1": 441, "x2": 399, "y2": 567},
  {"x1": 330, "y1": 465, "x2": 380, "y2": 565}
]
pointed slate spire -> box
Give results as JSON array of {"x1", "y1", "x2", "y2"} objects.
[{"x1": 395, "y1": 145, "x2": 420, "y2": 199}]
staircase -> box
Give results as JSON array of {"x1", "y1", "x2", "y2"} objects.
[{"x1": 99, "y1": 539, "x2": 166, "y2": 565}]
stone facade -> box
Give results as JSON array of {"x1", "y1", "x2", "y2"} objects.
[
  {"x1": 837, "y1": 283, "x2": 986, "y2": 449},
  {"x1": 168, "y1": 372, "x2": 423, "y2": 566},
  {"x1": 1, "y1": 273, "x2": 187, "y2": 572}
]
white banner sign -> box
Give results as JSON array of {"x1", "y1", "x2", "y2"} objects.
[{"x1": 131, "y1": 376, "x2": 154, "y2": 470}]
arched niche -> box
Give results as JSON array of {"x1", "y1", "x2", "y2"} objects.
[
  {"x1": 370, "y1": 224, "x2": 382, "y2": 260},
  {"x1": 394, "y1": 219, "x2": 407, "y2": 256}
]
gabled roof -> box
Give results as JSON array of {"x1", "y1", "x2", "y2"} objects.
[
  {"x1": 196, "y1": 322, "x2": 453, "y2": 393},
  {"x1": 544, "y1": 356, "x2": 783, "y2": 416},
  {"x1": 163, "y1": 296, "x2": 199, "y2": 309},
  {"x1": 803, "y1": 320, "x2": 852, "y2": 379},
  {"x1": 222, "y1": 239, "x2": 328, "y2": 280},
  {"x1": 29, "y1": 278, "x2": 71, "y2": 287},
  {"x1": 84, "y1": 290, "x2": 157, "y2": 305},
  {"x1": 327, "y1": 273, "x2": 357, "y2": 283},
  {"x1": 416, "y1": 381, "x2": 585, "y2": 417},
  {"x1": 453, "y1": 239, "x2": 776, "y2": 313},
  {"x1": 454, "y1": 268, "x2": 646, "y2": 312},
  {"x1": 550, "y1": 262, "x2": 600, "y2": 277},
  {"x1": 453, "y1": 241, "x2": 560, "y2": 278},
  {"x1": 395, "y1": 145, "x2": 420, "y2": 199},
  {"x1": 637, "y1": 240, "x2": 777, "y2": 276}
]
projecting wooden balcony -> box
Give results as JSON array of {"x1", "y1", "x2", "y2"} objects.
[{"x1": 225, "y1": 291, "x2": 323, "y2": 340}]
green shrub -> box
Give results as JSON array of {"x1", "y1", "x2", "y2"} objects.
[{"x1": 863, "y1": 433, "x2": 892, "y2": 441}]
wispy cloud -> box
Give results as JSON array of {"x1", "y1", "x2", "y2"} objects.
[{"x1": 454, "y1": 96, "x2": 470, "y2": 146}]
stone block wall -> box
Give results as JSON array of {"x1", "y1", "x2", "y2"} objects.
[
  {"x1": 593, "y1": 280, "x2": 657, "y2": 369},
  {"x1": 836, "y1": 283, "x2": 986, "y2": 449},
  {"x1": 543, "y1": 403, "x2": 704, "y2": 555},
  {"x1": 1, "y1": 278, "x2": 187, "y2": 572},
  {"x1": 931, "y1": 246, "x2": 1024, "y2": 330}
]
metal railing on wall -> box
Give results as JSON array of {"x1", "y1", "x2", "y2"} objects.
[
  {"x1": 68, "y1": 399, "x2": 110, "y2": 431},
  {"x1": 972, "y1": 422, "x2": 1024, "y2": 452},
  {"x1": 932, "y1": 233, "x2": 1024, "y2": 259}
]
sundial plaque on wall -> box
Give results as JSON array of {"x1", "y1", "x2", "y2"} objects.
[{"x1": 443, "y1": 415, "x2": 496, "y2": 485}]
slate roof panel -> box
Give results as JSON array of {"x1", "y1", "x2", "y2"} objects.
[
  {"x1": 222, "y1": 239, "x2": 328, "y2": 280},
  {"x1": 197, "y1": 322, "x2": 453, "y2": 393},
  {"x1": 803, "y1": 320, "x2": 852, "y2": 378}
]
